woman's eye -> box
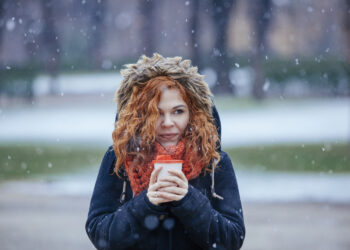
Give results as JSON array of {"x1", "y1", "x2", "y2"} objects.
[{"x1": 174, "y1": 109, "x2": 184, "y2": 114}]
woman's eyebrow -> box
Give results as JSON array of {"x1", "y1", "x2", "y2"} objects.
[
  {"x1": 157, "y1": 105, "x2": 187, "y2": 111},
  {"x1": 172, "y1": 105, "x2": 187, "y2": 109}
]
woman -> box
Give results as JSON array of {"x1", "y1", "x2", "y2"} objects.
[{"x1": 85, "y1": 54, "x2": 245, "y2": 250}]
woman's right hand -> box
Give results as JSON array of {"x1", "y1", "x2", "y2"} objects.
[{"x1": 147, "y1": 166, "x2": 175, "y2": 206}]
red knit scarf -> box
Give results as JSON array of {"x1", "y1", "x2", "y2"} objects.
[{"x1": 124, "y1": 140, "x2": 204, "y2": 196}]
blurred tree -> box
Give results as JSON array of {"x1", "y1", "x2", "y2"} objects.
[
  {"x1": 249, "y1": 0, "x2": 272, "y2": 100},
  {"x1": 189, "y1": 0, "x2": 200, "y2": 68},
  {"x1": 88, "y1": 0, "x2": 107, "y2": 68},
  {"x1": 40, "y1": 0, "x2": 60, "y2": 95},
  {"x1": 344, "y1": 0, "x2": 350, "y2": 63},
  {"x1": 22, "y1": 1, "x2": 40, "y2": 65},
  {"x1": 209, "y1": 0, "x2": 236, "y2": 95},
  {"x1": 0, "y1": 0, "x2": 4, "y2": 99},
  {"x1": 0, "y1": 0, "x2": 5, "y2": 56},
  {"x1": 139, "y1": 0, "x2": 156, "y2": 56},
  {"x1": 344, "y1": 0, "x2": 350, "y2": 145}
]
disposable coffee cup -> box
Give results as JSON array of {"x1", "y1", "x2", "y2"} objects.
[{"x1": 153, "y1": 155, "x2": 183, "y2": 180}]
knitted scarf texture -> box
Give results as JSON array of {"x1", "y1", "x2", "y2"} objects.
[{"x1": 124, "y1": 140, "x2": 203, "y2": 196}]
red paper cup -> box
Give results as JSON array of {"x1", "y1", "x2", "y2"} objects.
[{"x1": 152, "y1": 155, "x2": 183, "y2": 179}]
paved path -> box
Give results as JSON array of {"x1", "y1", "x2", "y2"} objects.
[
  {"x1": 1, "y1": 169, "x2": 350, "y2": 203},
  {"x1": 0, "y1": 191, "x2": 349, "y2": 250}
]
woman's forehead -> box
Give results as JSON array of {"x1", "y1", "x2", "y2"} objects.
[{"x1": 158, "y1": 88, "x2": 188, "y2": 109}]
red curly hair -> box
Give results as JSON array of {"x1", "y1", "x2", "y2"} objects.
[{"x1": 112, "y1": 76, "x2": 220, "y2": 176}]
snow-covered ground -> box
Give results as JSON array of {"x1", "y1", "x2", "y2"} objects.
[
  {"x1": 0, "y1": 73, "x2": 350, "y2": 203},
  {"x1": 0, "y1": 97, "x2": 349, "y2": 146},
  {"x1": 220, "y1": 98, "x2": 350, "y2": 146}
]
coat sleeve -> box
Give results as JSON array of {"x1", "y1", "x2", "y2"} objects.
[
  {"x1": 85, "y1": 146, "x2": 169, "y2": 250},
  {"x1": 169, "y1": 152, "x2": 245, "y2": 250}
]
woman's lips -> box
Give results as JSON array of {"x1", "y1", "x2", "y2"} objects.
[{"x1": 159, "y1": 133, "x2": 178, "y2": 140}]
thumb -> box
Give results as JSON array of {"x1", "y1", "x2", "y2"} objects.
[{"x1": 150, "y1": 166, "x2": 163, "y2": 184}]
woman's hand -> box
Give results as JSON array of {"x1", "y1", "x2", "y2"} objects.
[
  {"x1": 147, "y1": 166, "x2": 174, "y2": 206},
  {"x1": 157, "y1": 169, "x2": 188, "y2": 202}
]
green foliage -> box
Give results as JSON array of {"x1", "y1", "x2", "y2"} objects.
[
  {"x1": 225, "y1": 143, "x2": 350, "y2": 173},
  {"x1": 0, "y1": 144, "x2": 106, "y2": 181},
  {"x1": 1, "y1": 57, "x2": 348, "y2": 98},
  {"x1": 262, "y1": 57, "x2": 350, "y2": 89},
  {"x1": 213, "y1": 96, "x2": 326, "y2": 111},
  {"x1": 0, "y1": 66, "x2": 40, "y2": 98},
  {"x1": 203, "y1": 55, "x2": 350, "y2": 94}
]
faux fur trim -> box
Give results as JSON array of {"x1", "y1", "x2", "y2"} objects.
[{"x1": 114, "y1": 53, "x2": 213, "y2": 115}]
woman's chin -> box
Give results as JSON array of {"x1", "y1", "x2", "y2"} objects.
[{"x1": 158, "y1": 140, "x2": 178, "y2": 148}]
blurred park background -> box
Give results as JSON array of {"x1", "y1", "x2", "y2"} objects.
[{"x1": 0, "y1": 0, "x2": 350, "y2": 250}]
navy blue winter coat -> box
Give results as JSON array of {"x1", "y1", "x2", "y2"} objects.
[{"x1": 85, "y1": 108, "x2": 245, "y2": 250}]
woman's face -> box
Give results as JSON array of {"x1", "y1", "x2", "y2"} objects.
[{"x1": 155, "y1": 87, "x2": 189, "y2": 148}]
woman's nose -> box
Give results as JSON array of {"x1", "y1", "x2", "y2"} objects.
[{"x1": 162, "y1": 114, "x2": 174, "y2": 127}]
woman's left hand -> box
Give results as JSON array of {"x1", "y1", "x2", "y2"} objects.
[{"x1": 157, "y1": 169, "x2": 188, "y2": 202}]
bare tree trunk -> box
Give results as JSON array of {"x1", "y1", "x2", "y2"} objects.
[
  {"x1": 189, "y1": 0, "x2": 200, "y2": 68},
  {"x1": 139, "y1": 0, "x2": 156, "y2": 56},
  {"x1": 0, "y1": 0, "x2": 6, "y2": 57},
  {"x1": 249, "y1": 0, "x2": 272, "y2": 100},
  {"x1": 88, "y1": 0, "x2": 107, "y2": 68},
  {"x1": 343, "y1": 0, "x2": 350, "y2": 147},
  {"x1": 40, "y1": 0, "x2": 60, "y2": 95},
  {"x1": 0, "y1": 0, "x2": 4, "y2": 101},
  {"x1": 344, "y1": 0, "x2": 350, "y2": 63},
  {"x1": 209, "y1": 0, "x2": 236, "y2": 95}
]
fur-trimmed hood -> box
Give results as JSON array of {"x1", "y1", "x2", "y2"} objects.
[
  {"x1": 114, "y1": 53, "x2": 213, "y2": 117},
  {"x1": 114, "y1": 53, "x2": 222, "y2": 150}
]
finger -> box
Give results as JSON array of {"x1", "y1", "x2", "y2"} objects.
[
  {"x1": 152, "y1": 197, "x2": 173, "y2": 204},
  {"x1": 158, "y1": 191, "x2": 184, "y2": 202},
  {"x1": 148, "y1": 180, "x2": 173, "y2": 192},
  {"x1": 152, "y1": 181, "x2": 177, "y2": 191},
  {"x1": 150, "y1": 166, "x2": 163, "y2": 185},
  {"x1": 148, "y1": 195, "x2": 173, "y2": 205},
  {"x1": 158, "y1": 176, "x2": 184, "y2": 188},
  {"x1": 151, "y1": 191, "x2": 173, "y2": 203},
  {"x1": 158, "y1": 186, "x2": 187, "y2": 195},
  {"x1": 167, "y1": 169, "x2": 187, "y2": 182}
]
